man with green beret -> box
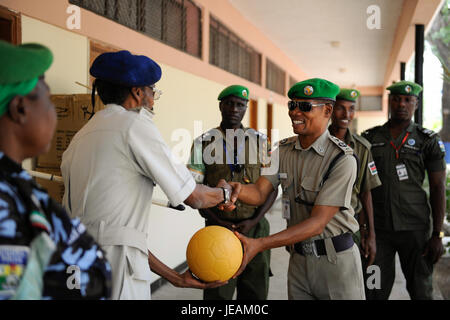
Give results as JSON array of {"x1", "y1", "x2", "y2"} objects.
[
  {"x1": 329, "y1": 89, "x2": 381, "y2": 270},
  {"x1": 0, "y1": 40, "x2": 112, "y2": 299},
  {"x1": 362, "y1": 80, "x2": 446, "y2": 300},
  {"x1": 188, "y1": 85, "x2": 277, "y2": 300},
  {"x1": 221, "y1": 78, "x2": 366, "y2": 299}
]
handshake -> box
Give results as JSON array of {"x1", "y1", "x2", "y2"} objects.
[{"x1": 216, "y1": 179, "x2": 242, "y2": 212}]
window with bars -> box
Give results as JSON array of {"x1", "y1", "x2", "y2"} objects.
[
  {"x1": 69, "y1": 0, "x2": 202, "y2": 58},
  {"x1": 266, "y1": 58, "x2": 285, "y2": 96},
  {"x1": 209, "y1": 16, "x2": 261, "y2": 84}
]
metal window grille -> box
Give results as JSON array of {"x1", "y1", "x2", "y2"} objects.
[
  {"x1": 69, "y1": 0, "x2": 202, "y2": 58},
  {"x1": 266, "y1": 58, "x2": 286, "y2": 96},
  {"x1": 209, "y1": 16, "x2": 261, "y2": 85}
]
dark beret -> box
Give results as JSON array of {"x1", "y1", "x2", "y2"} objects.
[{"x1": 90, "y1": 50, "x2": 162, "y2": 87}]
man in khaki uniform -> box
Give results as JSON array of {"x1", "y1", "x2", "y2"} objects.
[
  {"x1": 188, "y1": 85, "x2": 277, "y2": 300},
  {"x1": 328, "y1": 88, "x2": 382, "y2": 268},
  {"x1": 223, "y1": 78, "x2": 365, "y2": 300}
]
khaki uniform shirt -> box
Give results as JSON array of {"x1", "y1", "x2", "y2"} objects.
[
  {"x1": 263, "y1": 130, "x2": 359, "y2": 239},
  {"x1": 362, "y1": 121, "x2": 446, "y2": 231},
  {"x1": 187, "y1": 126, "x2": 270, "y2": 222},
  {"x1": 335, "y1": 129, "x2": 382, "y2": 215}
]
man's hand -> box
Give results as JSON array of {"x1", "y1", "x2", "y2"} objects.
[
  {"x1": 232, "y1": 231, "x2": 263, "y2": 279},
  {"x1": 360, "y1": 229, "x2": 376, "y2": 266},
  {"x1": 217, "y1": 180, "x2": 242, "y2": 212},
  {"x1": 175, "y1": 269, "x2": 228, "y2": 289},
  {"x1": 232, "y1": 219, "x2": 256, "y2": 236},
  {"x1": 423, "y1": 236, "x2": 444, "y2": 265}
]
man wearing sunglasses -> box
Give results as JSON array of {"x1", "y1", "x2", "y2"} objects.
[
  {"x1": 188, "y1": 85, "x2": 277, "y2": 300},
  {"x1": 221, "y1": 78, "x2": 365, "y2": 300},
  {"x1": 61, "y1": 51, "x2": 236, "y2": 299},
  {"x1": 328, "y1": 89, "x2": 381, "y2": 272},
  {"x1": 362, "y1": 81, "x2": 446, "y2": 300}
]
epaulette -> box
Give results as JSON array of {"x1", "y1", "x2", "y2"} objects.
[
  {"x1": 417, "y1": 126, "x2": 437, "y2": 138},
  {"x1": 278, "y1": 136, "x2": 297, "y2": 146},
  {"x1": 361, "y1": 125, "x2": 382, "y2": 138},
  {"x1": 245, "y1": 128, "x2": 268, "y2": 140},
  {"x1": 352, "y1": 133, "x2": 372, "y2": 150},
  {"x1": 328, "y1": 135, "x2": 354, "y2": 155}
]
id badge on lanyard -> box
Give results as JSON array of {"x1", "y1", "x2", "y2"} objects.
[{"x1": 390, "y1": 132, "x2": 410, "y2": 181}]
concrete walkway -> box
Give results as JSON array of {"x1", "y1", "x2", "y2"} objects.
[{"x1": 152, "y1": 199, "x2": 443, "y2": 300}]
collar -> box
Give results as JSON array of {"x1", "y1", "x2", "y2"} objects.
[
  {"x1": 294, "y1": 130, "x2": 329, "y2": 156},
  {"x1": 343, "y1": 129, "x2": 356, "y2": 149},
  {"x1": 0, "y1": 151, "x2": 24, "y2": 176}
]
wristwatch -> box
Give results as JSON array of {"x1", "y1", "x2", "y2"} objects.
[
  {"x1": 221, "y1": 187, "x2": 231, "y2": 204},
  {"x1": 432, "y1": 231, "x2": 444, "y2": 238}
]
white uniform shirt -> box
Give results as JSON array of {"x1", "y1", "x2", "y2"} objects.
[{"x1": 61, "y1": 104, "x2": 196, "y2": 299}]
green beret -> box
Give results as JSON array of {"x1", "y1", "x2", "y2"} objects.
[
  {"x1": 0, "y1": 41, "x2": 53, "y2": 117},
  {"x1": 336, "y1": 88, "x2": 360, "y2": 102},
  {"x1": 0, "y1": 41, "x2": 53, "y2": 85},
  {"x1": 387, "y1": 81, "x2": 422, "y2": 96},
  {"x1": 288, "y1": 78, "x2": 340, "y2": 101},
  {"x1": 218, "y1": 85, "x2": 249, "y2": 101}
]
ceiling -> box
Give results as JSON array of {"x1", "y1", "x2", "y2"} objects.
[{"x1": 228, "y1": 0, "x2": 404, "y2": 87}]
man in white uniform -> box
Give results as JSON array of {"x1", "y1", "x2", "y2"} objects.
[{"x1": 61, "y1": 50, "x2": 234, "y2": 300}]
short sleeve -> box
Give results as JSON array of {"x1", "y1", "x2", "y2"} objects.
[
  {"x1": 187, "y1": 140, "x2": 206, "y2": 184},
  {"x1": 315, "y1": 154, "x2": 357, "y2": 208},
  {"x1": 424, "y1": 136, "x2": 446, "y2": 172},
  {"x1": 128, "y1": 113, "x2": 196, "y2": 206},
  {"x1": 361, "y1": 150, "x2": 382, "y2": 193}
]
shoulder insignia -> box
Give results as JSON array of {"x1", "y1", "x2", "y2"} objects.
[
  {"x1": 418, "y1": 126, "x2": 437, "y2": 138},
  {"x1": 279, "y1": 136, "x2": 297, "y2": 146},
  {"x1": 246, "y1": 128, "x2": 268, "y2": 140},
  {"x1": 329, "y1": 135, "x2": 354, "y2": 155},
  {"x1": 361, "y1": 125, "x2": 382, "y2": 137}
]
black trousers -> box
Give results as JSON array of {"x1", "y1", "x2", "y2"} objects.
[{"x1": 365, "y1": 229, "x2": 434, "y2": 300}]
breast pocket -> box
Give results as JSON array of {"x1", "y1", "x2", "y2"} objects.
[
  {"x1": 295, "y1": 177, "x2": 320, "y2": 207},
  {"x1": 281, "y1": 176, "x2": 294, "y2": 197}
]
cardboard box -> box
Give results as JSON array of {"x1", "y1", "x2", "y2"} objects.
[{"x1": 36, "y1": 94, "x2": 104, "y2": 169}]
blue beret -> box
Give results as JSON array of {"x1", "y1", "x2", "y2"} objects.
[{"x1": 90, "y1": 50, "x2": 162, "y2": 87}]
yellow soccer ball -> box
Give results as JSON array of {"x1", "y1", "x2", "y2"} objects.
[{"x1": 186, "y1": 226, "x2": 243, "y2": 282}]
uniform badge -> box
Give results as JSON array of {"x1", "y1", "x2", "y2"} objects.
[
  {"x1": 304, "y1": 85, "x2": 314, "y2": 96},
  {"x1": 438, "y1": 140, "x2": 446, "y2": 153},
  {"x1": 408, "y1": 138, "x2": 415, "y2": 146},
  {"x1": 368, "y1": 161, "x2": 378, "y2": 176},
  {"x1": 0, "y1": 245, "x2": 30, "y2": 299},
  {"x1": 350, "y1": 90, "x2": 358, "y2": 98},
  {"x1": 396, "y1": 163, "x2": 408, "y2": 181},
  {"x1": 405, "y1": 85, "x2": 412, "y2": 94},
  {"x1": 242, "y1": 90, "x2": 248, "y2": 98}
]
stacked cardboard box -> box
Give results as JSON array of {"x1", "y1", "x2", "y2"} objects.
[{"x1": 35, "y1": 94, "x2": 104, "y2": 203}]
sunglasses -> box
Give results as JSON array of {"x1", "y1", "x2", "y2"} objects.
[{"x1": 288, "y1": 101, "x2": 326, "y2": 112}]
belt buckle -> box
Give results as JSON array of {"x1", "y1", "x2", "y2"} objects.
[{"x1": 301, "y1": 241, "x2": 319, "y2": 258}]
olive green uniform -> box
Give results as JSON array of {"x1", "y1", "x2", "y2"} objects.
[
  {"x1": 362, "y1": 121, "x2": 446, "y2": 300},
  {"x1": 263, "y1": 130, "x2": 365, "y2": 300},
  {"x1": 188, "y1": 126, "x2": 271, "y2": 300}
]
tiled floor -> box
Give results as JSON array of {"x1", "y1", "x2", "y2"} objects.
[{"x1": 152, "y1": 199, "x2": 442, "y2": 300}]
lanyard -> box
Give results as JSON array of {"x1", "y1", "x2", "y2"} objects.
[
  {"x1": 223, "y1": 138, "x2": 245, "y2": 175},
  {"x1": 390, "y1": 132, "x2": 410, "y2": 159}
]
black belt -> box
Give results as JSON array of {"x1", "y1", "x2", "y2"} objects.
[{"x1": 293, "y1": 233, "x2": 354, "y2": 257}]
